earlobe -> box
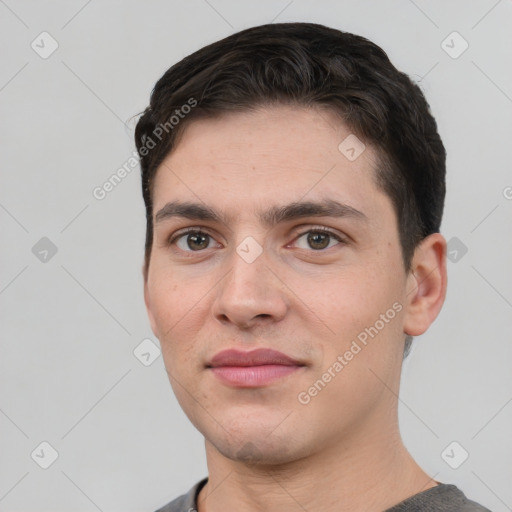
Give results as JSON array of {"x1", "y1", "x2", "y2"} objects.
[{"x1": 403, "y1": 233, "x2": 447, "y2": 337}]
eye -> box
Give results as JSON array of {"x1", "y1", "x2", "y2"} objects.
[
  {"x1": 166, "y1": 226, "x2": 345, "y2": 255},
  {"x1": 168, "y1": 229, "x2": 220, "y2": 252},
  {"x1": 292, "y1": 227, "x2": 345, "y2": 251}
]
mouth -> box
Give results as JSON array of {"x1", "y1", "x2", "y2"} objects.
[{"x1": 206, "y1": 348, "x2": 306, "y2": 388}]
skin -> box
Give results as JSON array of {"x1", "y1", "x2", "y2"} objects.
[{"x1": 143, "y1": 105, "x2": 447, "y2": 512}]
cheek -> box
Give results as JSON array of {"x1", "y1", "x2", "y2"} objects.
[
  {"x1": 150, "y1": 263, "x2": 201, "y2": 322},
  {"x1": 148, "y1": 274, "x2": 205, "y2": 359},
  {"x1": 308, "y1": 266, "x2": 380, "y2": 313},
  {"x1": 307, "y1": 265, "x2": 404, "y2": 349}
]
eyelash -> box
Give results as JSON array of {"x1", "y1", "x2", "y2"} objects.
[{"x1": 166, "y1": 226, "x2": 346, "y2": 254}]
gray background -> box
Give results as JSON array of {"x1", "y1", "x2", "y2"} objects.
[{"x1": 1, "y1": 1, "x2": 511, "y2": 511}]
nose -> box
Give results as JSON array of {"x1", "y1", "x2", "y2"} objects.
[{"x1": 211, "y1": 241, "x2": 288, "y2": 330}]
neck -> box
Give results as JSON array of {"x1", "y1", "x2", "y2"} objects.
[{"x1": 196, "y1": 411, "x2": 437, "y2": 512}]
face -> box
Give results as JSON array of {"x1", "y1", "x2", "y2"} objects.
[{"x1": 144, "y1": 105, "x2": 427, "y2": 464}]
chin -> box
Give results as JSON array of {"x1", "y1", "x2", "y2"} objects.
[
  {"x1": 203, "y1": 420, "x2": 311, "y2": 467},
  {"x1": 216, "y1": 436, "x2": 301, "y2": 466}
]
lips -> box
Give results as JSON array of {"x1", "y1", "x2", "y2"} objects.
[
  {"x1": 207, "y1": 348, "x2": 303, "y2": 368},
  {"x1": 206, "y1": 348, "x2": 306, "y2": 387}
]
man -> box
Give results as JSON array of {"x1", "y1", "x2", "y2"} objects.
[{"x1": 135, "y1": 22, "x2": 491, "y2": 512}]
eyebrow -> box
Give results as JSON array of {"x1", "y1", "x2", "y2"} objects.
[{"x1": 154, "y1": 199, "x2": 367, "y2": 227}]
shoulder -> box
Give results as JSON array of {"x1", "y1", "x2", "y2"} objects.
[
  {"x1": 153, "y1": 478, "x2": 208, "y2": 512},
  {"x1": 386, "y1": 483, "x2": 493, "y2": 511},
  {"x1": 153, "y1": 493, "x2": 188, "y2": 512}
]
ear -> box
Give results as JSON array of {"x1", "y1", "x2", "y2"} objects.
[
  {"x1": 403, "y1": 233, "x2": 447, "y2": 336},
  {"x1": 143, "y1": 263, "x2": 159, "y2": 339}
]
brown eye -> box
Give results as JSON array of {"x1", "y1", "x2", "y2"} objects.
[
  {"x1": 294, "y1": 228, "x2": 344, "y2": 251},
  {"x1": 170, "y1": 230, "x2": 217, "y2": 252},
  {"x1": 307, "y1": 232, "x2": 330, "y2": 250},
  {"x1": 185, "y1": 232, "x2": 210, "y2": 251}
]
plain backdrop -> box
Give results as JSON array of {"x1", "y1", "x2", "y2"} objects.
[{"x1": 1, "y1": 1, "x2": 511, "y2": 511}]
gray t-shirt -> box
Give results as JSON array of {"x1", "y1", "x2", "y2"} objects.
[{"x1": 154, "y1": 478, "x2": 492, "y2": 511}]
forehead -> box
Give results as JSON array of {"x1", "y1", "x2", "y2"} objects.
[{"x1": 151, "y1": 105, "x2": 391, "y2": 224}]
